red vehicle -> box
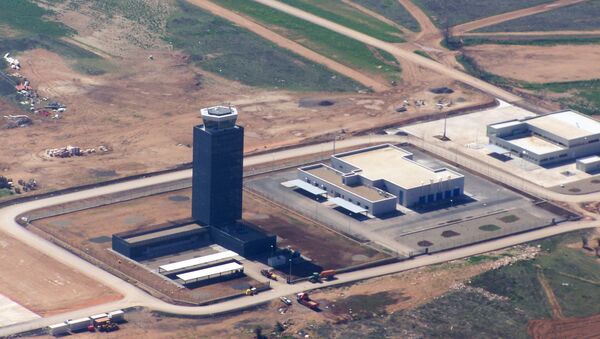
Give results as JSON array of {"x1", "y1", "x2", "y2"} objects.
[{"x1": 296, "y1": 292, "x2": 319, "y2": 310}]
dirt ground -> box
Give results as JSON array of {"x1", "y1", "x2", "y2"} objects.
[
  {"x1": 35, "y1": 253, "x2": 509, "y2": 339},
  {"x1": 528, "y1": 313, "x2": 600, "y2": 339},
  {"x1": 465, "y1": 44, "x2": 600, "y2": 83},
  {"x1": 30, "y1": 189, "x2": 262, "y2": 304},
  {"x1": 243, "y1": 190, "x2": 388, "y2": 271},
  {"x1": 0, "y1": 232, "x2": 121, "y2": 316},
  {"x1": 0, "y1": 0, "x2": 490, "y2": 201}
]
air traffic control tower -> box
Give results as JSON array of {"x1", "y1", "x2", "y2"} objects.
[{"x1": 192, "y1": 106, "x2": 244, "y2": 227}]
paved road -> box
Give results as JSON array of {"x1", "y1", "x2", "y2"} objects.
[
  {"x1": 1, "y1": 132, "x2": 598, "y2": 336},
  {"x1": 251, "y1": 0, "x2": 522, "y2": 103}
]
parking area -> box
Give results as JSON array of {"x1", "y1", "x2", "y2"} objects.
[{"x1": 245, "y1": 144, "x2": 559, "y2": 255}]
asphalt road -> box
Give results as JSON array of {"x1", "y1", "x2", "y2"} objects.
[
  {"x1": 251, "y1": 0, "x2": 523, "y2": 104},
  {"x1": 0, "y1": 133, "x2": 598, "y2": 336}
]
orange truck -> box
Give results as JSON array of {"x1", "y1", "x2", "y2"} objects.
[{"x1": 297, "y1": 292, "x2": 319, "y2": 310}]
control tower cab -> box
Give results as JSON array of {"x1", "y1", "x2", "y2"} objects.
[{"x1": 200, "y1": 106, "x2": 238, "y2": 130}]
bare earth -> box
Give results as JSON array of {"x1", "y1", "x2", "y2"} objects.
[
  {"x1": 465, "y1": 44, "x2": 600, "y2": 82},
  {"x1": 0, "y1": 232, "x2": 121, "y2": 316}
]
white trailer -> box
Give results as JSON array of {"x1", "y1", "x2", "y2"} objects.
[
  {"x1": 108, "y1": 309, "x2": 125, "y2": 323},
  {"x1": 48, "y1": 323, "x2": 69, "y2": 336},
  {"x1": 66, "y1": 317, "x2": 91, "y2": 331}
]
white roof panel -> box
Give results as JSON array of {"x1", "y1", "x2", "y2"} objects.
[
  {"x1": 527, "y1": 111, "x2": 600, "y2": 140},
  {"x1": 329, "y1": 197, "x2": 367, "y2": 214},
  {"x1": 489, "y1": 120, "x2": 524, "y2": 129},
  {"x1": 177, "y1": 262, "x2": 243, "y2": 282},
  {"x1": 283, "y1": 179, "x2": 327, "y2": 195},
  {"x1": 159, "y1": 250, "x2": 238, "y2": 273},
  {"x1": 578, "y1": 156, "x2": 600, "y2": 164},
  {"x1": 508, "y1": 136, "x2": 564, "y2": 155}
]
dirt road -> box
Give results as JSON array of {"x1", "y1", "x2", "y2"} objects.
[
  {"x1": 452, "y1": 0, "x2": 587, "y2": 35},
  {"x1": 461, "y1": 30, "x2": 600, "y2": 37},
  {"x1": 537, "y1": 269, "x2": 564, "y2": 319},
  {"x1": 397, "y1": 0, "x2": 439, "y2": 41},
  {"x1": 250, "y1": 0, "x2": 522, "y2": 103},
  {"x1": 188, "y1": 0, "x2": 389, "y2": 92}
]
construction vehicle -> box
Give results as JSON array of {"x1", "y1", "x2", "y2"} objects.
[
  {"x1": 320, "y1": 269, "x2": 336, "y2": 281},
  {"x1": 296, "y1": 292, "x2": 319, "y2": 310},
  {"x1": 93, "y1": 317, "x2": 119, "y2": 332},
  {"x1": 245, "y1": 287, "x2": 258, "y2": 296},
  {"x1": 261, "y1": 269, "x2": 278, "y2": 281},
  {"x1": 309, "y1": 270, "x2": 337, "y2": 283}
]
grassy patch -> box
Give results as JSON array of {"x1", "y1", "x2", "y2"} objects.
[
  {"x1": 280, "y1": 0, "x2": 404, "y2": 42},
  {"x1": 212, "y1": 0, "x2": 401, "y2": 80},
  {"x1": 498, "y1": 214, "x2": 519, "y2": 223},
  {"x1": 477, "y1": 1, "x2": 600, "y2": 32},
  {"x1": 351, "y1": 0, "x2": 420, "y2": 32},
  {"x1": 466, "y1": 254, "x2": 497, "y2": 264},
  {"x1": 413, "y1": 0, "x2": 552, "y2": 27},
  {"x1": 469, "y1": 260, "x2": 552, "y2": 319},
  {"x1": 521, "y1": 80, "x2": 600, "y2": 115},
  {"x1": 329, "y1": 292, "x2": 399, "y2": 319},
  {"x1": 471, "y1": 230, "x2": 600, "y2": 320},
  {"x1": 0, "y1": 188, "x2": 13, "y2": 198},
  {"x1": 479, "y1": 224, "x2": 501, "y2": 232},
  {"x1": 311, "y1": 289, "x2": 530, "y2": 339},
  {"x1": 414, "y1": 50, "x2": 434, "y2": 60},
  {"x1": 165, "y1": 1, "x2": 364, "y2": 92},
  {"x1": 0, "y1": 0, "x2": 73, "y2": 37}
]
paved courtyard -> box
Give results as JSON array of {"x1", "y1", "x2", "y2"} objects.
[{"x1": 246, "y1": 145, "x2": 559, "y2": 256}]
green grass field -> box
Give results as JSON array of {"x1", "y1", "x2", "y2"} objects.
[
  {"x1": 413, "y1": 0, "x2": 553, "y2": 27},
  {"x1": 477, "y1": 1, "x2": 600, "y2": 32},
  {"x1": 0, "y1": 0, "x2": 73, "y2": 37},
  {"x1": 280, "y1": 0, "x2": 404, "y2": 42},
  {"x1": 470, "y1": 231, "x2": 600, "y2": 319},
  {"x1": 351, "y1": 0, "x2": 420, "y2": 32},
  {"x1": 212, "y1": 0, "x2": 401, "y2": 81},
  {"x1": 165, "y1": 0, "x2": 364, "y2": 92}
]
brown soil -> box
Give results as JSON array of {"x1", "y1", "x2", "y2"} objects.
[
  {"x1": 30, "y1": 189, "x2": 263, "y2": 304},
  {"x1": 0, "y1": 232, "x2": 121, "y2": 316},
  {"x1": 36, "y1": 256, "x2": 502, "y2": 339},
  {"x1": 528, "y1": 313, "x2": 600, "y2": 339},
  {"x1": 452, "y1": 0, "x2": 586, "y2": 35},
  {"x1": 465, "y1": 44, "x2": 600, "y2": 82},
  {"x1": 243, "y1": 190, "x2": 388, "y2": 270}
]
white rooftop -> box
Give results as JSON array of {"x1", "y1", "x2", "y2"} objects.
[
  {"x1": 578, "y1": 156, "x2": 600, "y2": 164},
  {"x1": 282, "y1": 179, "x2": 327, "y2": 196},
  {"x1": 489, "y1": 120, "x2": 525, "y2": 129},
  {"x1": 158, "y1": 250, "x2": 238, "y2": 273},
  {"x1": 336, "y1": 145, "x2": 463, "y2": 189},
  {"x1": 329, "y1": 197, "x2": 367, "y2": 214},
  {"x1": 176, "y1": 262, "x2": 243, "y2": 283},
  {"x1": 527, "y1": 110, "x2": 600, "y2": 140},
  {"x1": 508, "y1": 135, "x2": 564, "y2": 155}
]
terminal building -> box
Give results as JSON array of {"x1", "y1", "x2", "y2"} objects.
[
  {"x1": 487, "y1": 110, "x2": 600, "y2": 166},
  {"x1": 294, "y1": 144, "x2": 465, "y2": 217}
]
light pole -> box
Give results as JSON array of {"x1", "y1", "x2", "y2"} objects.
[{"x1": 288, "y1": 258, "x2": 293, "y2": 284}]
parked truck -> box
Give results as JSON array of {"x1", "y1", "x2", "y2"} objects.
[
  {"x1": 296, "y1": 292, "x2": 319, "y2": 310},
  {"x1": 309, "y1": 270, "x2": 336, "y2": 283}
]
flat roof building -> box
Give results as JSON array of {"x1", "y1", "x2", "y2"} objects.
[
  {"x1": 295, "y1": 144, "x2": 465, "y2": 217},
  {"x1": 487, "y1": 110, "x2": 600, "y2": 166}
]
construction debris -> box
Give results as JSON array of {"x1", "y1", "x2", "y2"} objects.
[
  {"x1": 3, "y1": 115, "x2": 32, "y2": 128},
  {"x1": 45, "y1": 145, "x2": 109, "y2": 158},
  {"x1": 3, "y1": 53, "x2": 21, "y2": 70}
]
